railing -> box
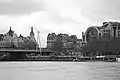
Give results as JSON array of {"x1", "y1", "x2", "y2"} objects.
[{"x1": 0, "y1": 48, "x2": 53, "y2": 52}]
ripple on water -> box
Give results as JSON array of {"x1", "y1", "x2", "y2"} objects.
[{"x1": 0, "y1": 62, "x2": 120, "y2": 80}]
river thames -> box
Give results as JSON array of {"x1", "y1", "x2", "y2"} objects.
[{"x1": 0, "y1": 61, "x2": 120, "y2": 80}]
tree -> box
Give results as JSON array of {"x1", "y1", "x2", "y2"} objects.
[
  {"x1": 107, "y1": 38, "x2": 120, "y2": 54},
  {"x1": 0, "y1": 34, "x2": 4, "y2": 41},
  {"x1": 82, "y1": 39, "x2": 108, "y2": 56},
  {"x1": 20, "y1": 40, "x2": 37, "y2": 49},
  {"x1": 52, "y1": 37, "x2": 63, "y2": 53},
  {"x1": 82, "y1": 38, "x2": 120, "y2": 56}
]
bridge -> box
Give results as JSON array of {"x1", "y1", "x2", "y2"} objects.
[
  {"x1": 0, "y1": 48, "x2": 53, "y2": 53},
  {"x1": 0, "y1": 48, "x2": 54, "y2": 60}
]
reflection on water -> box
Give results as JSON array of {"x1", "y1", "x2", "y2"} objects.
[{"x1": 0, "y1": 62, "x2": 120, "y2": 80}]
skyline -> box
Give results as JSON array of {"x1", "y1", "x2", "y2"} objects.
[{"x1": 0, "y1": 0, "x2": 120, "y2": 47}]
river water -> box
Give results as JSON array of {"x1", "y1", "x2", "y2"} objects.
[{"x1": 0, "y1": 61, "x2": 120, "y2": 80}]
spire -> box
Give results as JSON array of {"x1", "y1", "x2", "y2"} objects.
[
  {"x1": 31, "y1": 26, "x2": 33, "y2": 32},
  {"x1": 9, "y1": 26, "x2": 12, "y2": 32},
  {"x1": 10, "y1": 26, "x2": 11, "y2": 30},
  {"x1": 30, "y1": 26, "x2": 34, "y2": 36},
  {"x1": 30, "y1": 26, "x2": 36, "y2": 42},
  {"x1": 19, "y1": 34, "x2": 23, "y2": 38},
  {"x1": 7, "y1": 26, "x2": 14, "y2": 37}
]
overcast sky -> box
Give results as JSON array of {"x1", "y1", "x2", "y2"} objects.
[{"x1": 0, "y1": 0, "x2": 120, "y2": 47}]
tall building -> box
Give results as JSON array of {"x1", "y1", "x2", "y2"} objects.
[
  {"x1": 30, "y1": 26, "x2": 36, "y2": 42},
  {"x1": 85, "y1": 21, "x2": 120, "y2": 42}
]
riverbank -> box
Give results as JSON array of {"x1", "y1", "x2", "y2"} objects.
[{"x1": 0, "y1": 56, "x2": 118, "y2": 62}]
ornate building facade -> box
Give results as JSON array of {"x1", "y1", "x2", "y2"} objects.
[
  {"x1": 0, "y1": 27, "x2": 37, "y2": 48},
  {"x1": 47, "y1": 33, "x2": 82, "y2": 50},
  {"x1": 84, "y1": 21, "x2": 120, "y2": 43},
  {"x1": 47, "y1": 33, "x2": 57, "y2": 49}
]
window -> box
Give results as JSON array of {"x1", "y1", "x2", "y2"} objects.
[
  {"x1": 112, "y1": 23, "x2": 117, "y2": 26},
  {"x1": 118, "y1": 34, "x2": 120, "y2": 37},
  {"x1": 118, "y1": 23, "x2": 120, "y2": 29}
]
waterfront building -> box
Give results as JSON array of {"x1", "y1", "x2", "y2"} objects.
[
  {"x1": 76, "y1": 39, "x2": 83, "y2": 48},
  {"x1": 0, "y1": 27, "x2": 16, "y2": 47},
  {"x1": 85, "y1": 21, "x2": 120, "y2": 42},
  {"x1": 47, "y1": 33, "x2": 57, "y2": 49},
  {"x1": 0, "y1": 26, "x2": 37, "y2": 49},
  {"x1": 47, "y1": 33, "x2": 83, "y2": 50},
  {"x1": 47, "y1": 33, "x2": 70, "y2": 49},
  {"x1": 60, "y1": 33, "x2": 69, "y2": 43}
]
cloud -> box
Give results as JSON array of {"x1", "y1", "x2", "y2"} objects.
[
  {"x1": 0, "y1": 0, "x2": 82, "y2": 24},
  {"x1": 44, "y1": 0, "x2": 90, "y2": 24},
  {"x1": 81, "y1": 0, "x2": 120, "y2": 24},
  {"x1": 0, "y1": 0, "x2": 89, "y2": 24},
  {"x1": 0, "y1": 0, "x2": 44, "y2": 15},
  {"x1": 47, "y1": 10, "x2": 79, "y2": 24}
]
